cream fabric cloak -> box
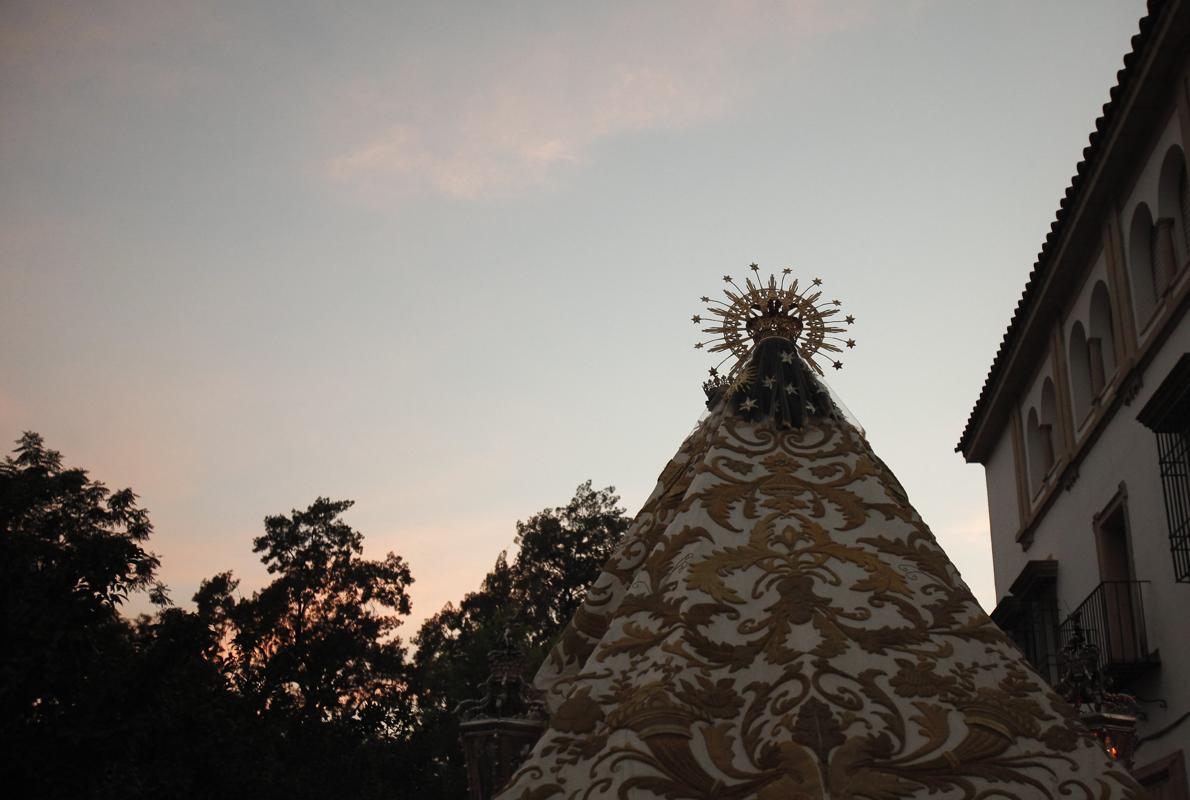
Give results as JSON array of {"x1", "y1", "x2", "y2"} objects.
[{"x1": 498, "y1": 393, "x2": 1142, "y2": 799}]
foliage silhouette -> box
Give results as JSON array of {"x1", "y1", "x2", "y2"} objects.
[
  {"x1": 1, "y1": 432, "x2": 164, "y2": 797},
  {"x1": 222, "y1": 497, "x2": 414, "y2": 733},
  {"x1": 409, "y1": 481, "x2": 630, "y2": 796},
  {"x1": 193, "y1": 497, "x2": 420, "y2": 798},
  {"x1": 1, "y1": 433, "x2": 623, "y2": 799},
  {"x1": 0, "y1": 435, "x2": 421, "y2": 799}
]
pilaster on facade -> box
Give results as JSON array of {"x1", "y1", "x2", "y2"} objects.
[
  {"x1": 1105, "y1": 213, "x2": 1140, "y2": 366},
  {"x1": 1010, "y1": 406, "x2": 1028, "y2": 531},
  {"x1": 1049, "y1": 323, "x2": 1077, "y2": 459}
]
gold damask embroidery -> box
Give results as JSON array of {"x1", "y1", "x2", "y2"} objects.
[{"x1": 500, "y1": 403, "x2": 1144, "y2": 800}]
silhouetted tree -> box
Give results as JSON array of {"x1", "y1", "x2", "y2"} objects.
[
  {"x1": 185, "y1": 498, "x2": 422, "y2": 799},
  {"x1": 0, "y1": 436, "x2": 420, "y2": 799},
  {"x1": 409, "y1": 481, "x2": 630, "y2": 797},
  {"x1": 222, "y1": 497, "x2": 415, "y2": 734},
  {"x1": 2, "y1": 431, "x2": 624, "y2": 799},
  {"x1": 102, "y1": 605, "x2": 267, "y2": 799},
  {"x1": 0, "y1": 432, "x2": 167, "y2": 797},
  {"x1": 510, "y1": 480, "x2": 630, "y2": 649}
]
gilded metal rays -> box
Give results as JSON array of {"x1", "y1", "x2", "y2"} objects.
[{"x1": 693, "y1": 263, "x2": 856, "y2": 375}]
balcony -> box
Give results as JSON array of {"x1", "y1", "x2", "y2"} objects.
[{"x1": 1059, "y1": 581, "x2": 1158, "y2": 683}]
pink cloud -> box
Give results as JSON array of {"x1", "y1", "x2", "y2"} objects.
[
  {"x1": 326, "y1": 63, "x2": 725, "y2": 200},
  {"x1": 325, "y1": 1, "x2": 882, "y2": 200}
]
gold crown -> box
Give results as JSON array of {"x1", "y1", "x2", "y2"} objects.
[
  {"x1": 744, "y1": 297, "x2": 805, "y2": 343},
  {"x1": 693, "y1": 263, "x2": 856, "y2": 375}
]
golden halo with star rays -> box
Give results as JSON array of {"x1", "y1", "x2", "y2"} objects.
[{"x1": 692, "y1": 263, "x2": 856, "y2": 376}]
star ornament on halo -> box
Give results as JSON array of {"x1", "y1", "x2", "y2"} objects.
[{"x1": 692, "y1": 263, "x2": 857, "y2": 376}]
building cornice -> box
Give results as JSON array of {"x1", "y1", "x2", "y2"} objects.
[{"x1": 958, "y1": 0, "x2": 1189, "y2": 462}]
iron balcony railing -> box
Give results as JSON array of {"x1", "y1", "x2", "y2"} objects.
[{"x1": 1058, "y1": 581, "x2": 1157, "y2": 680}]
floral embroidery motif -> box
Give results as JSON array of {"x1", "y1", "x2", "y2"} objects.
[{"x1": 499, "y1": 404, "x2": 1142, "y2": 799}]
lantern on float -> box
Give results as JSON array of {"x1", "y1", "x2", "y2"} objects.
[
  {"x1": 1056, "y1": 614, "x2": 1141, "y2": 767},
  {"x1": 456, "y1": 629, "x2": 546, "y2": 800}
]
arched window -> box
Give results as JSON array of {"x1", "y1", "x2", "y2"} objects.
[
  {"x1": 1158, "y1": 145, "x2": 1189, "y2": 261},
  {"x1": 1025, "y1": 379, "x2": 1059, "y2": 496},
  {"x1": 1088, "y1": 281, "x2": 1116, "y2": 385},
  {"x1": 1129, "y1": 203, "x2": 1158, "y2": 323},
  {"x1": 1069, "y1": 322, "x2": 1092, "y2": 422}
]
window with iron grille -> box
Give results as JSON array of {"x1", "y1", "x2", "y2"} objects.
[
  {"x1": 991, "y1": 560, "x2": 1060, "y2": 684},
  {"x1": 1138, "y1": 354, "x2": 1190, "y2": 583},
  {"x1": 1014, "y1": 594, "x2": 1061, "y2": 684},
  {"x1": 1156, "y1": 430, "x2": 1190, "y2": 581}
]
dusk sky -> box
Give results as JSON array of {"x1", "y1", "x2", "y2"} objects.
[{"x1": 1, "y1": 1, "x2": 1147, "y2": 634}]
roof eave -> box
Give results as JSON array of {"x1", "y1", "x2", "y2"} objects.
[{"x1": 957, "y1": 0, "x2": 1186, "y2": 463}]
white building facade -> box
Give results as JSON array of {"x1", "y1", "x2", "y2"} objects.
[{"x1": 958, "y1": 1, "x2": 1190, "y2": 795}]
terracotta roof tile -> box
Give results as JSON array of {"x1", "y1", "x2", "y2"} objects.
[{"x1": 956, "y1": 1, "x2": 1165, "y2": 456}]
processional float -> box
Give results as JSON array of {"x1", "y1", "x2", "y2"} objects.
[{"x1": 463, "y1": 266, "x2": 1143, "y2": 800}]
